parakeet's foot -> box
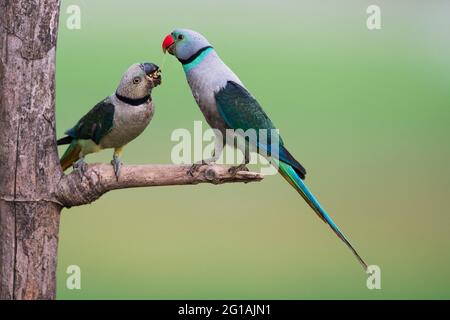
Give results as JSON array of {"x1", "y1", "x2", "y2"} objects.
[
  {"x1": 73, "y1": 157, "x2": 87, "y2": 179},
  {"x1": 187, "y1": 161, "x2": 206, "y2": 177},
  {"x1": 111, "y1": 155, "x2": 123, "y2": 180},
  {"x1": 228, "y1": 164, "x2": 249, "y2": 176},
  {"x1": 187, "y1": 159, "x2": 216, "y2": 177}
]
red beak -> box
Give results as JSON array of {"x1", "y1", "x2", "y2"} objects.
[{"x1": 162, "y1": 34, "x2": 175, "y2": 54}]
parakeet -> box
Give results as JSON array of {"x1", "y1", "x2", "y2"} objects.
[
  {"x1": 162, "y1": 29, "x2": 367, "y2": 270},
  {"x1": 57, "y1": 62, "x2": 161, "y2": 179}
]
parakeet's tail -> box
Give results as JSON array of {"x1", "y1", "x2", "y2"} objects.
[
  {"x1": 57, "y1": 136, "x2": 73, "y2": 145},
  {"x1": 60, "y1": 140, "x2": 81, "y2": 171},
  {"x1": 278, "y1": 161, "x2": 368, "y2": 271}
]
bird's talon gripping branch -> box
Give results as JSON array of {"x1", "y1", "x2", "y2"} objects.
[
  {"x1": 187, "y1": 161, "x2": 205, "y2": 176},
  {"x1": 187, "y1": 158, "x2": 218, "y2": 176},
  {"x1": 73, "y1": 157, "x2": 87, "y2": 179},
  {"x1": 228, "y1": 164, "x2": 249, "y2": 176},
  {"x1": 111, "y1": 155, "x2": 123, "y2": 180}
]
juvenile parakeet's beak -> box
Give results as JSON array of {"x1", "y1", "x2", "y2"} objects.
[
  {"x1": 162, "y1": 34, "x2": 175, "y2": 54},
  {"x1": 141, "y1": 62, "x2": 162, "y2": 86}
]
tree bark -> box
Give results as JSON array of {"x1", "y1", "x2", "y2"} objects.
[
  {"x1": 0, "y1": 0, "x2": 62, "y2": 299},
  {"x1": 0, "y1": 0, "x2": 262, "y2": 299}
]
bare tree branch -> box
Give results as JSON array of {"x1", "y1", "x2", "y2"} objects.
[{"x1": 55, "y1": 164, "x2": 264, "y2": 208}]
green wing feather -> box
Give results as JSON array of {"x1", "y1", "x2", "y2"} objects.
[
  {"x1": 66, "y1": 97, "x2": 115, "y2": 144},
  {"x1": 214, "y1": 81, "x2": 280, "y2": 140},
  {"x1": 215, "y1": 81, "x2": 306, "y2": 178}
]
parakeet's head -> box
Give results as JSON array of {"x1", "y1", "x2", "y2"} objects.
[
  {"x1": 116, "y1": 62, "x2": 161, "y2": 100},
  {"x1": 162, "y1": 29, "x2": 212, "y2": 62}
]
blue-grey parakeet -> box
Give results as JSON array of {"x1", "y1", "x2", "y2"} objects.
[{"x1": 162, "y1": 29, "x2": 367, "y2": 270}]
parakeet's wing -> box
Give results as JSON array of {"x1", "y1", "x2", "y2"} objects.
[
  {"x1": 215, "y1": 81, "x2": 306, "y2": 178},
  {"x1": 66, "y1": 98, "x2": 115, "y2": 145}
]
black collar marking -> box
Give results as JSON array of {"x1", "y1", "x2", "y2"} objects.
[
  {"x1": 178, "y1": 46, "x2": 213, "y2": 65},
  {"x1": 115, "y1": 92, "x2": 151, "y2": 106}
]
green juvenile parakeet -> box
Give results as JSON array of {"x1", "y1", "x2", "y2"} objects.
[{"x1": 57, "y1": 63, "x2": 161, "y2": 178}]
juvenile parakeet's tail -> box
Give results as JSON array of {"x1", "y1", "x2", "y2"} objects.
[
  {"x1": 59, "y1": 140, "x2": 81, "y2": 171},
  {"x1": 57, "y1": 136, "x2": 73, "y2": 146},
  {"x1": 278, "y1": 161, "x2": 368, "y2": 270}
]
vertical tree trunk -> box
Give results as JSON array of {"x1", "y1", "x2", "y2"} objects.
[{"x1": 0, "y1": 0, "x2": 62, "y2": 299}]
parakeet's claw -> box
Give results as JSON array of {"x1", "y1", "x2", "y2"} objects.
[
  {"x1": 187, "y1": 159, "x2": 217, "y2": 177},
  {"x1": 187, "y1": 161, "x2": 206, "y2": 177},
  {"x1": 228, "y1": 164, "x2": 249, "y2": 176},
  {"x1": 111, "y1": 155, "x2": 123, "y2": 180},
  {"x1": 73, "y1": 157, "x2": 87, "y2": 179}
]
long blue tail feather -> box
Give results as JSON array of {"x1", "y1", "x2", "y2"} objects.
[{"x1": 278, "y1": 161, "x2": 368, "y2": 271}]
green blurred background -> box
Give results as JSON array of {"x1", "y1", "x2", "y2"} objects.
[{"x1": 55, "y1": 0, "x2": 450, "y2": 299}]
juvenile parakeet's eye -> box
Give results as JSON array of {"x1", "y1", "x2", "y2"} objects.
[
  {"x1": 177, "y1": 34, "x2": 184, "y2": 40},
  {"x1": 133, "y1": 77, "x2": 141, "y2": 84}
]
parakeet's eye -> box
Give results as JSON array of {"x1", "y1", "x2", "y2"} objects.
[
  {"x1": 177, "y1": 34, "x2": 184, "y2": 40},
  {"x1": 133, "y1": 77, "x2": 141, "y2": 84}
]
